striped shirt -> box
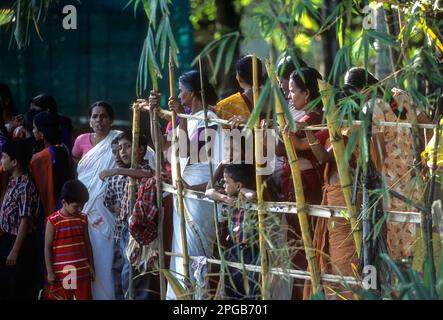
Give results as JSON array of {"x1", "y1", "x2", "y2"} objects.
[{"x1": 48, "y1": 210, "x2": 91, "y2": 282}]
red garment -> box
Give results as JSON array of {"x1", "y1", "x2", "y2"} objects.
[
  {"x1": 47, "y1": 211, "x2": 91, "y2": 286},
  {"x1": 279, "y1": 118, "x2": 327, "y2": 204},
  {"x1": 46, "y1": 279, "x2": 92, "y2": 300},
  {"x1": 30, "y1": 148, "x2": 55, "y2": 218}
]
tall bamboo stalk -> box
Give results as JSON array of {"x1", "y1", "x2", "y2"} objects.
[
  {"x1": 128, "y1": 103, "x2": 141, "y2": 300},
  {"x1": 198, "y1": 56, "x2": 225, "y2": 298},
  {"x1": 319, "y1": 81, "x2": 362, "y2": 257},
  {"x1": 265, "y1": 60, "x2": 322, "y2": 295},
  {"x1": 169, "y1": 47, "x2": 190, "y2": 288},
  {"x1": 150, "y1": 76, "x2": 166, "y2": 299},
  {"x1": 252, "y1": 54, "x2": 269, "y2": 300}
]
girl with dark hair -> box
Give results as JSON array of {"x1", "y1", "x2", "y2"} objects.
[
  {"x1": 140, "y1": 70, "x2": 223, "y2": 300},
  {"x1": 30, "y1": 111, "x2": 74, "y2": 218}
]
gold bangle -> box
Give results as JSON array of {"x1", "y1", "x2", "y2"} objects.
[{"x1": 309, "y1": 139, "x2": 320, "y2": 146}]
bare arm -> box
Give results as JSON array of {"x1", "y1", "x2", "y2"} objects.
[
  {"x1": 6, "y1": 217, "x2": 31, "y2": 266},
  {"x1": 305, "y1": 130, "x2": 332, "y2": 164},
  {"x1": 44, "y1": 221, "x2": 56, "y2": 283},
  {"x1": 205, "y1": 188, "x2": 236, "y2": 206},
  {"x1": 100, "y1": 168, "x2": 153, "y2": 181}
]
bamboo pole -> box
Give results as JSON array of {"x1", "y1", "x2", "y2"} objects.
[
  {"x1": 319, "y1": 80, "x2": 362, "y2": 257},
  {"x1": 149, "y1": 74, "x2": 167, "y2": 299},
  {"x1": 128, "y1": 103, "x2": 141, "y2": 300},
  {"x1": 252, "y1": 54, "x2": 269, "y2": 300},
  {"x1": 169, "y1": 47, "x2": 190, "y2": 288},
  {"x1": 265, "y1": 60, "x2": 322, "y2": 295},
  {"x1": 198, "y1": 56, "x2": 225, "y2": 298}
]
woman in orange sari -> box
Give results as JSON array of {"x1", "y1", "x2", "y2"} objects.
[{"x1": 30, "y1": 111, "x2": 74, "y2": 218}]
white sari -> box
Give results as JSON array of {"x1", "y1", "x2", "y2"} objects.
[
  {"x1": 167, "y1": 110, "x2": 223, "y2": 299},
  {"x1": 77, "y1": 129, "x2": 121, "y2": 300}
]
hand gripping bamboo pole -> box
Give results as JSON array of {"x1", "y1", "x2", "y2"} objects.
[
  {"x1": 128, "y1": 103, "x2": 141, "y2": 300},
  {"x1": 319, "y1": 80, "x2": 362, "y2": 257},
  {"x1": 169, "y1": 47, "x2": 190, "y2": 288},
  {"x1": 252, "y1": 54, "x2": 270, "y2": 300},
  {"x1": 265, "y1": 60, "x2": 322, "y2": 296}
]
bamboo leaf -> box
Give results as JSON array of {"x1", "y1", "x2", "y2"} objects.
[
  {"x1": 223, "y1": 34, "x2": 239, "y2": 74},
  {"x1": 328, "y1": 46, "x2": 345, "y2": 84},
  {"x1": 246, "y1": 80, "x2": 271, "y2": 129},
  {"x1": 162, "y1": 270, "x2": 191, "y2": 300},
  {"x1": 0, "y1": 9, "x2": 14, "y2": 27},
  {"x1": 211, "y1": 37, "x2": 230, "y2": 83}
]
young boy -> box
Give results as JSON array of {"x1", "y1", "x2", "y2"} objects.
[
  {"x1": 206, "y1": 163, "x2": 259, "y2": 299},
  {"x1": 0, "y1": 139, "x2": 41, "y2": 299},
  {"x1": 44, "y1": 179, "x2": 94, "y2": 300},
  {"x1": 110, "y1": 130, "x2": 154, "y2": 300}
]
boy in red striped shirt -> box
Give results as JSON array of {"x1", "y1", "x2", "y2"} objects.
[{"x1": 44, "y1": 179, "x2": 94, "y2": 300}]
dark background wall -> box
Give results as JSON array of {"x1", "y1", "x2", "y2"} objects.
[{"x1": 0, "y1": 0, "x2": 195, "y2": 130}]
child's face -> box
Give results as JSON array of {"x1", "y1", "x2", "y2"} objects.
[
  {"x1": 111, "y1": 142, "x2": 124, "y2": 167},
  {"x1": 223, "y1": 172, "x2": 241, "y2": 197},
  {"x1": 1, "y1": 152, "x2": 15, "y2": 172},
  {"x1": 62, "y1": 200, "x2": 84, "y2": 216},
  {"x1": 118, "y1": 138, "x2": 133, "y2": 166},
  {"x1": 118, "y1": 138, "x2": 145, "y2": 166}
]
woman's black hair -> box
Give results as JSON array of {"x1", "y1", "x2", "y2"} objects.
[
  {"x1": 178, "y1": 70, "x2": 218, "y2": 106},
  {"x1": 0, "y1": 83, "x2": 17, "y2": 118},
  {"x1": 235, "y1": 55, "x2": 264, "y2": 87},
  {"x1": 61, "y1": 179, "x2": 89, "y2": 204},
  {"x1": 224, "y1": 163, "x2": 256, "y2": 190},
  {"x1": 33, "y1": 111, "x2": 62, "y2": 145},
  {"x1": 88, "y1": 101, "x2": 114, "y2": 121},
  {"x1": 34, "y1": 111, "x2": 74, "y2": 198},
  {"x1": 277, "y1": 55, "x2": 308, "y2": 80},
  {"x1": 289, "y1": 67, "x2": 323, "y2": 110},
  {"x1": 30, "y1": 94, "x2": 58, "y2": 114},
  {"x1": 344, "y1": 67, "x2": 379, "y2": 90}
]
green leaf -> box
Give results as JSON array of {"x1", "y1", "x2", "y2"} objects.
[
  {"x1": 223, "y1": 34, "x2": 239, "y2": 74},
  {"x1": 162, "y1": 269, "x2": 191, "y2": 300},
  {"x1": 211, "y1": 37, "x2": 230, "y2": 83},
  {"x1": 246, "y1": 80, "x2": 271, "y2": 129}
]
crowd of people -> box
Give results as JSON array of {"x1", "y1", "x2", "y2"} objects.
[{"x1": 0, "y1": 54, "x2": 441, "y2": 300}]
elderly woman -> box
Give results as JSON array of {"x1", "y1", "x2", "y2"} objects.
[{"x1": 72, "y1": 101, "x2": 121, "y2": 300}]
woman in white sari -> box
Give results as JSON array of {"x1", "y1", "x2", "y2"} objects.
[
  {"x1": 146, "y1": 71, "x2": 222, "y2": 299},
  {"x1": 72, "y1": 101, "x2": 121, "y2": 300}
]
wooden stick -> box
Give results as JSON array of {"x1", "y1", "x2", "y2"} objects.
[
  {"x1": 128, "y1": 103, "x2": 141, "y2": 300},
  {"x1": 169, "y1": 47, "x2": 190, "y2": 288},
  {"x1": 319, "y1": 80, "x2": 362, "y2": 256},
  {"x1": 252, "y1": 54, "x2": 270, "y2": 299},
  {"x1": 265, "y1": 60, "x2": 322, "y2": 296},
  {"x1": 149, "y1": 103, "x2": 166, "y2": 299}
]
